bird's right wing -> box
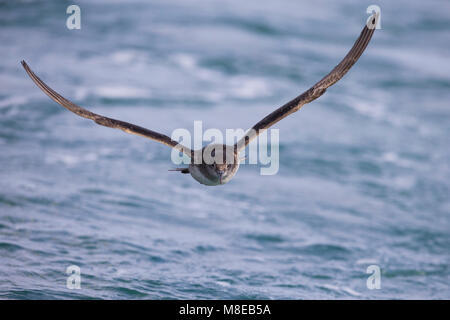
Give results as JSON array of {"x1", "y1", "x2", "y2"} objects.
[{"x1": 22, "y1": 61, "x2": 193, "y2": 158}]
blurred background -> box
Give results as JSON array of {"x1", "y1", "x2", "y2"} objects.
[{"x1": 0, "y1": 0, "x2": 449, "y2": 299}]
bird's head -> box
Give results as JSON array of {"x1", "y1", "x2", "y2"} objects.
[{"x1": 201, "y1": 144, "x2": 240, "y2": 185}]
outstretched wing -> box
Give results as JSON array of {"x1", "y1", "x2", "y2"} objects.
[
  {"x1": 235, "y1": 14, "x2": 378, "y2": 151},
  {"x1": 21, "y1": 61, "x2": 193, "y2": 158}
]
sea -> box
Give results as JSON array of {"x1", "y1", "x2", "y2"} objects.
[{"x1": 0, "y1": 0, "x2": 449, "y2": 299}]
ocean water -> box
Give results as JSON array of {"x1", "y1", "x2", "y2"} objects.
[{"x1": 0, "y1": 0, "x2": 449, "y2": 299}]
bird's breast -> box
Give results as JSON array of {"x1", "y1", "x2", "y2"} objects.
[{"x1": 189, "y1": 164, "x2": 221, "y2": 186}]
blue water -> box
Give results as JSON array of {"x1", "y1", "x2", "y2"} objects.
[{"x1": 1, "y1": 0, "x2": 449, "y2": 299}]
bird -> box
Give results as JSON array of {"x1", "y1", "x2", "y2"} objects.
[{"x1": 21, "y1": 14, "x2": 378, "y2": 186}]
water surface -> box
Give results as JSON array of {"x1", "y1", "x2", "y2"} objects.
[{"x1": 0, "y1": 0, "x2": 449, "y2": 299}]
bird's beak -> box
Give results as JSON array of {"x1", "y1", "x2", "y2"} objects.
[{"x1": 217, "y1": 171, "x2": 224, "y2": 184}]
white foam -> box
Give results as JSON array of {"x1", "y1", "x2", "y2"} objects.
[
  {"x1": 171, "y1": 53, "x2": 197, "y2": 70},
  {"x1": 93, "y1": 86, "x2": 151, "y2": 99},
  {"x1": 229, "y1": 76, "x2": 270, "y2": 99},
  {"x1": 392, "y1": 175, "x2": 416, "y2": 190},
  {"x1": 216, "y1": 281, "x2": 231, "y2": 287},
  {"x1": 382, "y1": 152, "x2": 399, "y2": 163},
  {"x1": 110, "y1": 50, "x2": 140, "y2": 65},
  {"x1": 356, "y1": 258, "x2": 379, "y2": 265},
  {"x1": 374, "y1": 47, "x2": 450, "y2": 80},
  {"x1": 0, "y1": 96, "x2": 28, "y2": 109},
  {"x1": 341, "y1": 287, "x2": 361, "y2": 297},
  {"x1": 344, "y1": 95, "x2": 386, "y2": 120},
  {"x1": 46, "y1": 153, "x2": 98, "y2": 167},
  {"x1": 381, "y1": 152, "x2": 414, "y2": 168}
]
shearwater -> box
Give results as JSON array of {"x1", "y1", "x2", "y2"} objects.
[{"x1": 21, "y1": 14, "x2": 378, "y2": 186}]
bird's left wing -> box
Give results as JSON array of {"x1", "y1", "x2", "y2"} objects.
[{"x1": 235, "y1": 13, "x2": 379, "y2": 151}]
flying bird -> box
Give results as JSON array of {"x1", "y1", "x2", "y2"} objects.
[{"x1": 22, "y1": 15, "x2": 378, "y2": 186}]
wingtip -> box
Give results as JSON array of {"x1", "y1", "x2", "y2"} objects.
[
  {"x1": 20, "y1": 60, "x2": 29, "y2": 71},
  {"x1": 367, "y1": 11, "x2": 380, "y2": 30},
  {"x1": 168, "y1": 168, "x2": 190, "y2": 174}
]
